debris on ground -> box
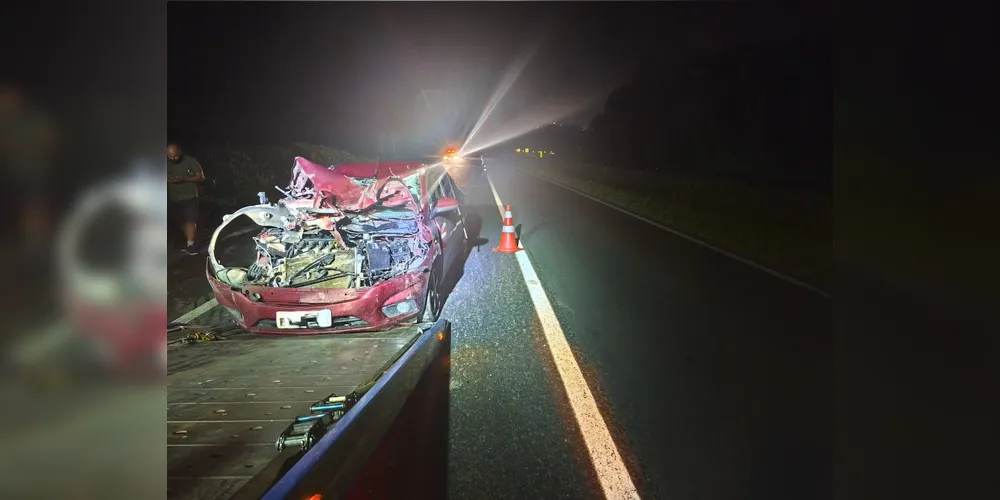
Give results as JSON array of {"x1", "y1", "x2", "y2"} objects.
[{"x1": 167, "y1": 323, "x2": 242, "y2": 346}]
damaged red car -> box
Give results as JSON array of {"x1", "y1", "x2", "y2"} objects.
[{"x1": 206, "y1": 157, "x2": 468, "y2": 334}]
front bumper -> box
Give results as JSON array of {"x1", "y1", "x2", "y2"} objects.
[
  {"x1": 66, "y1": 296, "x2": 167, "y2": 373},
  {"x1": 207, "y1": 264, "x2": 430, "y2": 335}
]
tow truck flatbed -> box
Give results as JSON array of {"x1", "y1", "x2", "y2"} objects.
[{"x1": 167, "y1": 321, "x2": 447, "y2": 500}]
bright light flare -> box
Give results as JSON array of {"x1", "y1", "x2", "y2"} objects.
[
  {"x1": 456, "y1": 43, "x2": 605, "y2": 159},
  {"x1": 461, "y1": 43, "x2": 539, "y2": 155},
  {"x1": 460, "y1": 99, "x2": 590, "y2": 157}
]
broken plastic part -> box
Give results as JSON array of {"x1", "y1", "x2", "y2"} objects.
[
  {"x1": 208, "y1": 204, "x2": 293, "y2": 276},
  {"x1": 218, "y1": 268, "x2": 248, "y2": 288}
]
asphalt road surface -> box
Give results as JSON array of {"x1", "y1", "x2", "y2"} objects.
[{"x1": 168, "y1": 155, "x2": 831, "y2": 499}]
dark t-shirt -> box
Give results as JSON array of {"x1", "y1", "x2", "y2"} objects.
[
  {"x1": 0, "y1": 108, "x2": 55, "y2": 185},
  {"x1": 167, "y1": 156, "x2": 203, "y2": 201}
]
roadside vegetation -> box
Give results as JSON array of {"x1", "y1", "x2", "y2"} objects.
[
  {"x1": 196, "y1": 142, "x2": 369, "y2": 218},
  {"x1": 529, "y1": 159, "x2": 832, "y2": 290},
  {"x1": 838, "y1": 160, "x2": 998, "y2": 309},
  {"x1": 514, "y1": 38, "x2": 832, "y2": 291}
]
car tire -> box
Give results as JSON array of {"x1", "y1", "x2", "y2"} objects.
[{"x1": 419, "y1": 259, "x2": 443, "y2": 323}]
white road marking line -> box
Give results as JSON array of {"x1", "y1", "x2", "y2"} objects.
[
  {"x1": 489, "y1": 175, "x2": 505, "y2": 208},
  {"x1": 9, "y1": 320, "x2": 73, "y2": 364},
  {"x1": 168, "y1": 443, "x2": 272, "y2": 448},
  {"x1": 170, "y1": 400, "x2": 316, "y2": 405},
  {"x1": 521, "y1": 168, "x2": 831, "y2": 299},
  {"x1": 487, "y1": 174, "x2": 640, "y2": 500},
  {"x1": 168, "y1": 476, "x2": 256, "y2": 480},
  {"x1": 168, "y1": 226, "x2": 261, "y2": 322},
  {"x1": 170, "y1": 387, "x2": 324, "y2": 391},
  {"x1": 167, "y1": 419, "x2": 285, "y2": 424},
  {"x1": 171, "y1": 298, "x2": 219, "y2": 324}
]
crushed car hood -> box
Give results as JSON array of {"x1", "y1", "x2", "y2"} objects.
[
  {"x1": 208, "y1": 158, "x2": 431, "y2": 278},
  {"x1": 291, "y1": 157, "x2": 423, "y2": 214}
]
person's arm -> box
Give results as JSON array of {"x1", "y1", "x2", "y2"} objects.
[{"x1": 175, "y1": 159, "x2": 205, "y2": 183}]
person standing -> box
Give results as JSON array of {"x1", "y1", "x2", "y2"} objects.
[
  {"x1": 0, "y1": 84, "x2": 58, "y2": 253},
  {"x1": 166, "y1": 143, "x2": 205, "y2": 255}
]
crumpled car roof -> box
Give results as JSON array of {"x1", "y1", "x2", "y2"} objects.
[
  {"x1": 331, "y1": 161, "x2": 425, "y2": 180},
  {"x1": 292, "y1": 157, "x2": 423, "y2": 213}
]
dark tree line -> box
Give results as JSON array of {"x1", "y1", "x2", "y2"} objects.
[{"x1": 526, "y1": 38, "x2": 830, "y2": 189}]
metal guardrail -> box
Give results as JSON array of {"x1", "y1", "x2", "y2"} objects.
[{"x1": 230, "y1": 319, "x2": 451, "y2": 500}]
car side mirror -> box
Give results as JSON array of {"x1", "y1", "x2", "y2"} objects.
[{"x1": 431, "y1": 196, "x2": 459, "y2": 218}]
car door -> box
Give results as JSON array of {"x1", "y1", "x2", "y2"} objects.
[
  {"x1": 428, "y1": 172, "x2": 463, "y2": 273},
  {"x1": 444, "y1": 172, "x2": 467, "y2": 215},
  {"x1": 441, "y1": 173, "x2": 468, "y2": 256}
]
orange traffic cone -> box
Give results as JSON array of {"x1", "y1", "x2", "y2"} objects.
[
  {"x1": 501, "y1": 205, "x2": 513, "y2": 225},
  {"x1": 493, "y1": 205, "x2": 522, "y2": 253}
]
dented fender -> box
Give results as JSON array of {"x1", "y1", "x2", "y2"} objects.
[{"x1": 208, "y1": 204, "x2": 295, "y2": 276}]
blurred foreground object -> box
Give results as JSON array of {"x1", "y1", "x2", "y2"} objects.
[
  {"x1": 0, "y1": 84, "x2": 58, "y2": 250},
  {"x1": 0, "y1": 3, "x2": 168, "y2": 498},
  {"x1": 55, "y1": 166, "x2": 168, "y2": 378},
  {"x1": 0, "y1": 92, "x2": 167, "y2": 500},
  {"x1": 0, "y1": 83, "x2": 60, "y2": 329}
]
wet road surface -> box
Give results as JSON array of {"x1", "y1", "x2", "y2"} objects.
[{"x1": 168, "y1": 156, "x2": 831, "y2": 499}]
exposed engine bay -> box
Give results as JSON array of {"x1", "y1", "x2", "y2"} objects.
[{"x1": 208, "y1": 157, "x2": 431, "y2": 291}]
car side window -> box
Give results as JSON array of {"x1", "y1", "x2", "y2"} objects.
[
  {"x1": 443, "y1": 174, "x2": 462, "y2": 204},
  {"x1": 440, "y1": 176, "x2": 455, "y2": 199},
  {"x1": 429, "y1": 176, "x2": 442, "y2": 205}
]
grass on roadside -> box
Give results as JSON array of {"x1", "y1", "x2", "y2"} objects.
[{"x1": 531, "y1": 166, "x2": 832, "y2": 291}]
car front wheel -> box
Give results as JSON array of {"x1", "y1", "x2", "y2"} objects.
[{"x1": 420, "y1": 261, "x2": 443, "y2": 323}]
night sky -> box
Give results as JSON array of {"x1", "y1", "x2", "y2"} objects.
[{"x1": 168, "y1": 2, "x2": 824, "y2": 156}]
